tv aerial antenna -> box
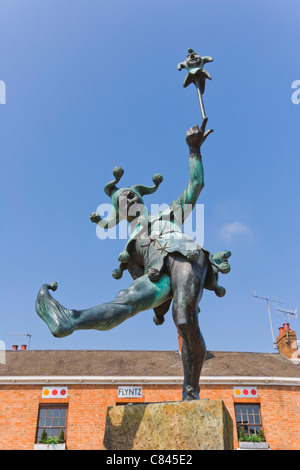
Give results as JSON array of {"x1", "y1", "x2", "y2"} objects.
[
  {"x1": 275, "y1": 307, "x2": 298, "y2": 323},
  {"x1": 253, "y1": 292, "x2": 284, "y2": 350},
  {"x1": 6, "y1": 333, "x2": 32, "y2": 350}
]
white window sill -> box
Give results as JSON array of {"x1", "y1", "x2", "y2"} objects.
[
  {"x1": 238, "y1": 441, "x2": 270, "y2": 450},
  {"x1": 33, "y1": 443, "x2": 66, "y2": 450}
]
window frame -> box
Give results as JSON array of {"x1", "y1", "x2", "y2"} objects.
[
  {"x1": 35, "y1": 404, "x2": 68, "y2": 444},
  {"x1": 234, "y1": 403, "x2": 264, "y2": 439}
]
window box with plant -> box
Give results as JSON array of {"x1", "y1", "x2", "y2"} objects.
[
  {"x1": 238, "y1": 428, "x2": 269, "y2": 450},
  {"x1": 34, "y1": 429, "x2": 66, "y2": 450}
]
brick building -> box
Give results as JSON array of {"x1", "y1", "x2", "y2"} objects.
[{"x1": 0, "y1": 323, "x2": 299, "y2": 450}]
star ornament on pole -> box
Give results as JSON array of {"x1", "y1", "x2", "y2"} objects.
[{"x1": 177, "y1": 48, "x2": 213, "y2": 120}]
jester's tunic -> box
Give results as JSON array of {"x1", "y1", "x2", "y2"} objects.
[
  {"x1": 122, "y1": 202, "x2": 204, "y2": 281},
  {"x1": 115, "y1": 198, "x2": 232, "y2": 325}
]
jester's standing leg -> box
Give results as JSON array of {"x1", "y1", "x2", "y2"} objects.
[
  {"x1": 169, "y1": 250, "x2": 208, "y2": 401},
  {"x1": 36, "y1": 274, "x2": 171, "y2": 338}
]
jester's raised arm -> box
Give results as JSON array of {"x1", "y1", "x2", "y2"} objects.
[{"x1": 175, "y1": 117, "x2": 213, "y2": 222}]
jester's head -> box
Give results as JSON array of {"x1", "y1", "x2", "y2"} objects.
[{"x1": 98, "y1": 166, "x2": 163, "y2": 227}]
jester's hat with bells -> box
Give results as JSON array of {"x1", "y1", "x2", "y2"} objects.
[{"x1": 95, "y1": 166, "x2": 163, "y2": 279}]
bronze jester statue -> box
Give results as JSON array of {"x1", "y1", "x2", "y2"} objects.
[{"x1": 35, "y1": 50, "x2": 231, "y2": 401}]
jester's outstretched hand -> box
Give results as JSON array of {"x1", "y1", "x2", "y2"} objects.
[{"x1": 186, "y1": 118, "x2": 214, "y2": 154}]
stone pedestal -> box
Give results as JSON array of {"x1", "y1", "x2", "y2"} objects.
[{"x1": 103, "y1": 400, "x2": 233, "y2": 450}]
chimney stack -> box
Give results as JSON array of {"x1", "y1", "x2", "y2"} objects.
[{"x1": 276, "y1": 323, "x2": 300, "y2": 363}]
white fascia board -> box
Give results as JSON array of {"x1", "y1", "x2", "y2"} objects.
[
  {"x1": 0, "y1": 376, "x2": 300, "y2": 386},
  {"x1": 200, "y1": 376, "x2": 300, "y2": 386},
  {"x1": 0, "y1": 376, "x2": 182, "y2": 385}
]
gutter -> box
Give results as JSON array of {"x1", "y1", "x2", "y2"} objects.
[{"x1": 0, "y1": 375, "x2": 300, "y2": 386}]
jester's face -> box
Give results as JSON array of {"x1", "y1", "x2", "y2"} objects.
[
  {"x1": 117, "y1": 189, "x2": 144, "y2": 222},
  {"x1": 186, "y1": 52, "x2": 202, "y2": 69}
]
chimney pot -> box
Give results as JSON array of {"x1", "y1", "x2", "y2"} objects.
[
  {"x1": 12, "y1": 345, "x2": 18, "y2": 350},
  {"x1": 276, "y1": 324, "x2": 299, "y2": 361},
  {"x1": 21, "y1": 345, "x2": 27, "y2": 350}
]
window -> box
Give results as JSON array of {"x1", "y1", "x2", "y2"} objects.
[
  {"x1": 36, "y1": 405, "x2": 68, "y2": 443},
  {"x1": 234, "y1": 404, "x2": 262, "y2": 439}
]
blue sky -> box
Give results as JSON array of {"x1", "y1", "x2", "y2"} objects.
[{"x1": 1, "y1": 0, "x2": 300, "y2": 354}]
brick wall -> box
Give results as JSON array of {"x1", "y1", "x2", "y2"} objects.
[{"x1": 0, "y1": 383, "x2": 299, "y2": 450}]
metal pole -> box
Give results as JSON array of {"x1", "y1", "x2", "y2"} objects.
[
  {"x1": 195, "y1": 78, "x2": 207, "y2": 120},
  {"x1": 266, "y1": 299, "x2": 276, "y2": 350},
  {"x1": 253, "y1": 294, "x2": 284, "y2": 351}
]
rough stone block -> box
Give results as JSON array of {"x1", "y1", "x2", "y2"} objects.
[{"x1": 103, "y1": 400, "x2": 233, "y2": 450}]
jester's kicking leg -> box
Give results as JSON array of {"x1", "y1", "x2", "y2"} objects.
[
  {"x1": 36, "y1": 254, "x2": 208, "y2": 402},
  {"x1": 35, "y1": 274, "x2": 171, "y2": 339}
]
